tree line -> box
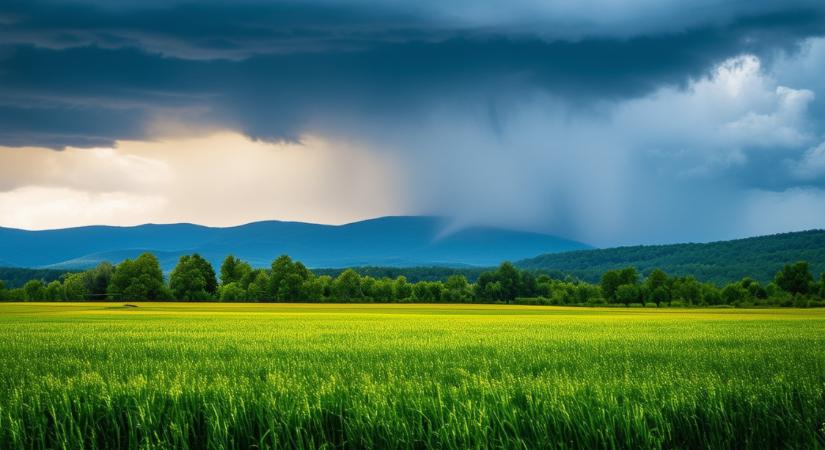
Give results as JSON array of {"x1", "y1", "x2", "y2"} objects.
[{"x1": 1, "y1": 252, "x2": 824, "y2": 307}]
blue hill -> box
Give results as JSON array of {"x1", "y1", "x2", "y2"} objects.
[{"x1": 0, "y1": 216, "x2": 590, "y2": 271}]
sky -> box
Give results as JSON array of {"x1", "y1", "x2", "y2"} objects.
[{"x1": 1, "y1": 0, "x2": 825, "y2": 246}]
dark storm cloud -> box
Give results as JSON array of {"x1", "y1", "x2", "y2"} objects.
[
  {"x1": 3, "y1": 0, "x2": 825, "y2": 245},
  {"x1": 0, "y1": 1, "x2": 439, "y2": 59},
  {"x1": 1, "y1": 0, "x2": 824, "y2": 148},
  {"x1": 3, "y1": 1, "x2": 824, "y2": 58}
]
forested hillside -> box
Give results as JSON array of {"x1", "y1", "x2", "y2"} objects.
[
  {"x1": 0, "y1": 268, "x2": 74, "y2": 289},
  {"x1": 517, "y1": 230, "x2": 825, "y2": 284}
]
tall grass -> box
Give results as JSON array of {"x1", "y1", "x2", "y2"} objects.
[{"x1": 0, "y1": 304, "x2": 823, "y2": 449}]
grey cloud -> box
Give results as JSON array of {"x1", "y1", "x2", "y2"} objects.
[
  {"x1": 2, "y1": 0, "x2": 825, "y2": 244},
  {"x1": 2, "y1": 7, "x2": 824, "y2": 148},
  {"x1": 3, "y1": 1, "x2": 824, "y2": 58}
]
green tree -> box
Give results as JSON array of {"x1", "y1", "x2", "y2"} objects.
[
  {"x1": 600, "y1": 270, "x2": 622, "y2": 303},
  {"x1": 86, "y1": 262, "x2": 114, "y2": 300},
  {"x1": 170, "y1": 254, "x2": 218, "y2": 301},
  {"x1": 645, "y1": 269, "x2": 668, "y2": 291},
  {"x1": 393, "y1": 276, "x2": 412, "y2": 301},
  {"x1": 444, "y1": 275, "x2": 472, "y2": 302},
  {"x1": 740, "y1": 277, "x2": 767, "y2": 300},
  {"x1": 536, "y1": 275, "x2": 553, "y2": 299},
  {"x1": 649, "y1": 286, "x2": 670, "y2": 307},
  {"x1": 282, "y1": 272, "x2": 308, "y2": 301},
  {"x1": 333, "y1": 269, "x2": 363, "y2": 301},
  {"x1": 494, "y1": 262, "x2": 520, "y2": 303},
  {"x1": 246, "y1": 270, "x2": 271, "y2": 302},
  {"x1": 485, "y1": 281, "x2": 504, "y2": 302},
  {"x1": 302, "y1": 277, "x2": 325, "y2": 302},
  {"x1": 475, "y1": 271, "x2": 496, "y2": 301},
  {"x1": 615, "y1": 284, "x2": 640, "y2": 306},
  {"x1": 45, "y1": 280, "x2": 63, "y2": 301},
  {"x1": 518, "y1": 271, "x2": 538, "y2": 298},
  {"x1": 721, "y1": 284, "x2": 749, "y2": 305},
  {"x1": 192, "y1": 255, "x2": 218, "y2": 295},
  {"x1": 412, "y1": 281, "x2": 444, "y2": 302},
  {"x1": 269, "y1": 255, "x2": 294, "y2": 299},
  {"x1": 775, "y1": 261, "x2": 813, "y2": 296},
  {"x1": 316, "y1": 275, "x2": 334, "y2": 300},
  {"x1": 23, "y1": 280, "x2": 46, "y2": 301},
  {"x1": 820, "y1": 272, "x2": 825, "y2": 298},
  {"x1": 673, "y1": 277, "x2": 702, "y2": 305},
  {"x1": 220, "y1": 255, "x2": 252, "y2": 286},
  {"x1": 63, "y1": 273, "x2": 89, "y2": 301},
  {"x1": 644, "y1": 269, "x2": 670, "y2": 305},
  {"x1": 7, "y1": 288, "x2": 26, "y2": 300},
  {"x1": 701, "y1": 285, "x2": 722, "y2": 306},
  {"x1": 603, "y1": 268, "x2": 640, "y2": 304},
  {"x1": 412, "y1": 281, "x2": 433, "y2": 301},
  {"x1": 359, "y1": 276, "x2": 377, "y2": 302},
  {"x1": 219, "y1": 282, "x2": 247, "y2": 302},
  {"x1": 290, "y1": 262, "x2": 313, "y2": 300},
  {"x1": 0, "y1": 280, "x2": 7, "y2": 301},
  {"x1": 371, "y1": 278, "x2": 395, "y2": 302},
  {"x1": 427, "y1": 281, "x2": 445, "y2": 302},
  {"x1": 619, "y1": 267, "x2": 640, "y2": 286},
  {"x1": 108, "y1": 253, "x2": 168, "y2": 301},
  {"x1": 575, "y1": 283, "x2": 602, "y2": 304},
  {"x1": 270, "y1": 255, "x2": 312, "y2": 301}
]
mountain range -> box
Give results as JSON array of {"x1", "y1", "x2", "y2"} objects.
[{"x1": 0, "y1": 216, "x2": 590, "y2": 271}]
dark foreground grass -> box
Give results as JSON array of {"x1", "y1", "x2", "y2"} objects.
[{"x1": 0, "y1": 303, "x2": 823, "y2": 449}]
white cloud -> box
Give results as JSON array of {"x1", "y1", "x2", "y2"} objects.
[
  {"x1": 0, "y1": 187, "x2": 167, "y2": 230},
  {"x1": 719, "y1": 86, "x2": 814, "y2": 149},
  {"x1": 0, "y1": 146, "x2": 170, "y2": 193},
  {"x1": 612, "y1": 55, "x2": 815, "y2": 174},
  {"x1": 0, "y1": 131, "x2": 405, "y2": 230}
]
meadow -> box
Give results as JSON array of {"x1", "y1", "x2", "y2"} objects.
[{"x1": 0, "y1": 303, "x2": 823, "y2": 449}]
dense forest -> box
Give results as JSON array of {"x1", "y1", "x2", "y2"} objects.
[
  {"x1": 2, "y1": 252, "x2": 824, "y2": 307},
  {"x1": 0, "y1": 267, "x2": 75, "y2": 288},
  {"x1": 518, "y1": 230, "x2": 825, "y2": 284}
]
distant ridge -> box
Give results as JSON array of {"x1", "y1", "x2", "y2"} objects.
[
  {"x1": 0, "y1": 216, "x2": 590, "y2": 271},
  {"x1": 517, "y1": 229, "x2": 825, "y2": 284}
]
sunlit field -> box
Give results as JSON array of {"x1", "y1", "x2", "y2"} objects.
[{"x1": 1, "y1": 303, "x2": 823, "y2": 449}]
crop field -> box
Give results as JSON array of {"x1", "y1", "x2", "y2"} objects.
[{"x1": 0, "y1": 303, "x2": 823, "y2": 449}]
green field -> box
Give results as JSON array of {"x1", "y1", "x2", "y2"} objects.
[{"x1": 0, "y1": 303, "x2": 823, "y2": 449}]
